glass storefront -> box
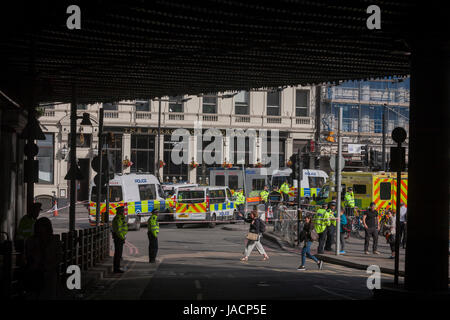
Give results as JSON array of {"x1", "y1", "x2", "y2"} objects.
[{"x1": 37, "y1": 133, "x2": 54, "y2": 184}]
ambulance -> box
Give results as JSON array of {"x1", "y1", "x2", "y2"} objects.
[
  {"x1": 174, "y1": 186, "x2": 235, "y2": 228},
  {"x1": 311, "y1": 171, "x2": 408, "y2": 212},
  {"x1": 88, "y1": 173, "x2": 169, "y2": 230}
]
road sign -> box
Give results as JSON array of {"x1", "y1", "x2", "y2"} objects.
[{"x1": 330, "y1": 154, "x2": 345, "y2": 171}]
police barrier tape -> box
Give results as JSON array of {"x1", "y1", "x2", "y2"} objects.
[{"x1": 41, "y1": 200, "x2": 90, "y2": 214}]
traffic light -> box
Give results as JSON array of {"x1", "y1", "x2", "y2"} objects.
[
  {"x1": 289, "y1": 154, "x2": 297, "y2": 181},
  {"x1": 369, "y1": 148, "x2": 375, "y2": 168},
  {"x1": 91, "y1": 154, "x2": 112, "y2": 196},
  {"x1": 361, "y1": 145, "x2": 369, "y2": 166}
]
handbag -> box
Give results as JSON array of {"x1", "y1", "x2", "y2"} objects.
[
  {"x1": 310, "y1": 229, "x2": 319, "y2": 241},
  {"x1": 246, "y1": 232, "x2": 259, "y2": 241}
]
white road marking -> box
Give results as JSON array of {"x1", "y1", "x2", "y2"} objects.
[{"x1": 314, "y1": 285, "x2": 355, "y2": 300}]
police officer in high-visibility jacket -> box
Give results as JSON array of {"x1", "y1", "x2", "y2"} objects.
[
  {"x1": 260, "y1": 185, "x2": 270, "y2": 214},
  {"x1": 112, "y1": 206, "x2": 128, "y2": 273},
  {"x1": 235, "y1": 189, "x2": 246, "y2": 219},
  {"x1": 313, "y1": 204, "x2": 329, "y2": 254},
  {"x1": 325, "y1": 201, "x2": 337, "y2": 251},
  {"x1": 344, "y1": 187, "x2": 356, "y2": 217},
  {"x1": 280, "y1": 181, "x2": 290, "y2": 203},
  {"x1": 148, "y1": 210, "x2": 160, "y2": 263}
]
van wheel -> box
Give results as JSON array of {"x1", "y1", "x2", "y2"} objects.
[
  {"x1": 208, "y1": 214, "x2": 216, "y2": 228},
  {"x1": 176, "y1": 223, "x2": 183, "y2": 229}
]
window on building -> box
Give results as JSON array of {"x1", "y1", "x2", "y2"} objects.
[
  {"x1": 228, "y1": 175, "x2": 239, "y2": 190},
  {"x1": 232, "y1": 137, "x2": 252, "y2": 165},
  {"x1": 163, "y1": 135, "x2": 188, "y2": 182},
  {"x1": 267, "y1": 91, "x2": 281, "y2": 116},
  {"x1": 169, "y1": 96, "x2": 183, "y2": 113},
  {"x1": 235, "y1": 91, "x2": 249, "y2": 115},
  {"x1": 380, "y1": 182, "x2": 391, "y2": 200},
  {"x1": 215, "y1": 175, "x2": 225, "y2": 186},
  {"x1": 261, "y1": 135, "x2": 285, "y2": 167},
  {"x1": 68, "y1": 133, "x2": 92, "y2": 148},
  {"x1": 136, "y1": 100, "x2": 150, "y2": 111},
  {"x1": 105, "y1": 133, "x2": 123, "y2": 173},
  {"x1": 295, "y1": 90, "x2": 309, "y2": 117},
  {"x1": 103, "y1": 102, "x2": 118, "y2": 110},
  {"x1": 138, "y1": 184, "x2": 157, "y2": 200},
  {"x1": 353, "y1": 184, "x2": 367, "y2": 195},
  {"x1": 131, "y1": 135, "x2": 155, "y2": 174},
  {"x1": 203, "y1": 96, "x2": 217, "y2": 114},
  {"x1": 36, "y1": 133, "x2": 54, "y2": 184}
]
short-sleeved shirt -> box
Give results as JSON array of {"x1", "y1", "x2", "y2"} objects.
[{"x1": 364, "y1": 209, "x2": 378, "y2": 229}]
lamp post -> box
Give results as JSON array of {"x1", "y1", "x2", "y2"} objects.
[{"x1": 65, "y1": 86, "x2": 93, "y2": 232}]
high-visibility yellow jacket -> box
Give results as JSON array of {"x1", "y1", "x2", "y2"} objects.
[
  {"x1": 235, "y1": 192, "x2": 245, "y2": 205},
  {"x1": 280, "y1": 182, "x2": 290, "y2": 194},
  {"x1": 313, "y1": 208, "x2": 327, "y2": 234},
  {"x1": 112, "y1": 215, "x2": 128, "y2": 240},
  {"x1": 260, "y1": 190, "x2": 269, "y2": 203},
  {"x1": 16, "y1": 215, "x2": 35, "y2": 241},
  {"x1": 148, "y1": 215, "x2": 160, "y2": 238},
  {"x1": 326, "y1": 209, "x2": 336, "y2": 227},
  {"x1": 344, "y1": 192, "x2": 355, "y2": 208}
]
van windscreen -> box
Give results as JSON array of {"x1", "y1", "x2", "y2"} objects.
[
  {"x1": 177, "y1": 191, "x2": 205, "y2": 203},
  {"x1": 139, "y1": 184, "x2": 157, "y2": 200}
]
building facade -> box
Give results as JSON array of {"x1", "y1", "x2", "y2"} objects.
[
  {"x1": 317, "y1": 77, "x2": 410, "y2": 171},
  {"x1": 35, "y1": 86, "x2": 317, "y2": 203}
]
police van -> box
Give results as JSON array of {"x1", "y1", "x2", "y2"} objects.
[
  {"x1": 174, "y1": 186, "x2": 235, "y2": 228},
  {"x1": 271, "y1": 168, "x2": 328, "y2": 201},
  {"x1": 89, "y1": 173, "x2": 168, "y2": 230}
]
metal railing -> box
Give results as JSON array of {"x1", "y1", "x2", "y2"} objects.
[{"x1": 0, "y1": 225, "x2": 110, "y2": 298}]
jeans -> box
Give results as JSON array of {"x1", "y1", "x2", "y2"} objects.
[
  {"x1": 400, "y1": 222, "x2": 407, "y2": 248},
  {"x1": 364, "y1": 228, "x2": 379, "y2": 252},
  {"x1": 237, "y1": 204, "x2": 245, "y2": 219},
  {"x1": 113, "y1": 235, "x2": 125, "y2": 271},
  {"x1": 301, "y1": 241, "x2": 319, "y2": 266},
  {"x1": 148, "y1": 232, "x2": 158, "y2": 262},
  {"x1": 317, "y1": 230, "x2": 327, "y2": 254},
  {"x1": 339, "y1": 232, "x2": 346, "y2": 251},
  {"x1": 325, "y1": 225, "x2": 335, "y2": 250}
]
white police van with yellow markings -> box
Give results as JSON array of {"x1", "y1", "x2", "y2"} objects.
[
  {"x1": 174, "y1": 186, "x2": 235, "y2": 228},
  {"x1": 89, "y1": 173, "x2": 168, "y2": 231}
]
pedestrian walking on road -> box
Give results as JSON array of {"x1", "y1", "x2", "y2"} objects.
[
  {"x1": 338, "y1": 208, "x2": 347, "y2": 254},
  {"x1": 344, "y1": 187, "x2": 355, "y2": 217},
  {"x1": 148, "y1": 210, "x2": 160, "y2": 263},
  {"x1": 399, "y1": 202, "x2": 407, "y2": 249},
  {"x1": 297, "y1": 215, "x2": 323, "y2": 271},
  {"x1": 324, "y1": 201, "x2": 336, "y2": 251},
  {"x1": 24, "y1": 217, "x2": 62, "y2": 299},
  {"x1": 112, "y1": 206, "x2": 128, "y2": 273},
  {"x1": 363, "y1": 202, "x2": 380, "y2": 255},
  {"x1": 240, "y1": 210, "x2": 269, "y2": 261},
  {"x1": 383, "y1": 210, "x2": 396, "y2": 259}
]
